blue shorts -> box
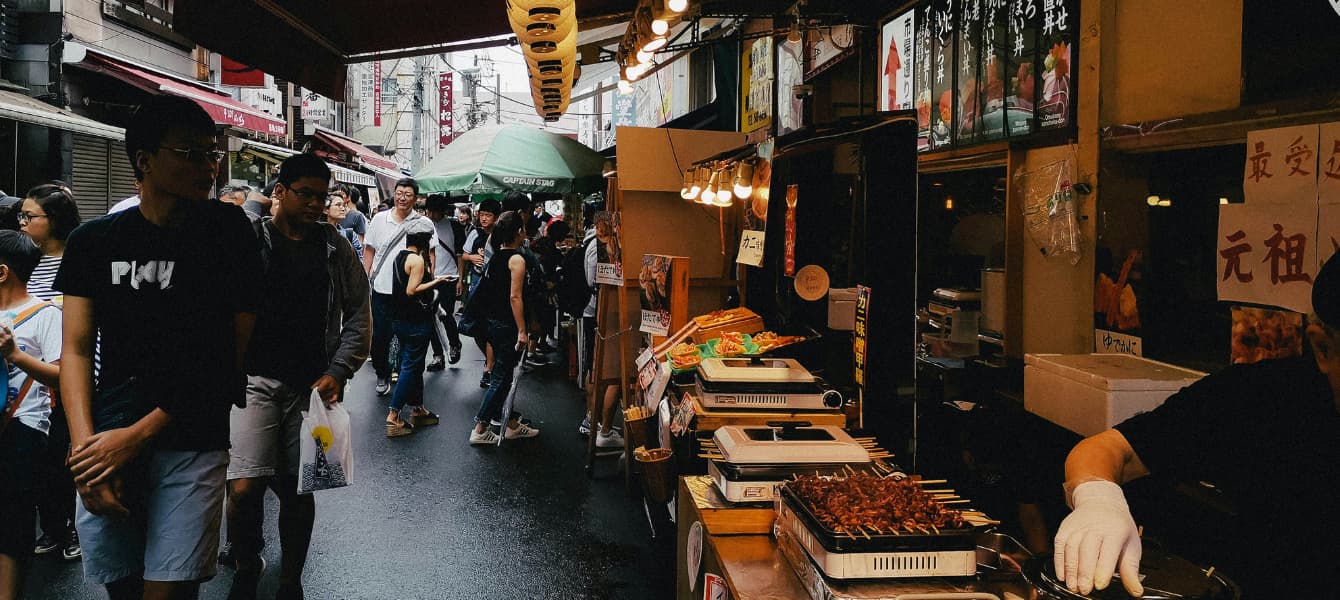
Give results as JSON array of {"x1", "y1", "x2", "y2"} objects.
[{"x1": 75, "y1": 449, "x2": 228, "y2": 584}]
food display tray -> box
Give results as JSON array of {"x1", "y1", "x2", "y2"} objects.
[{"x1": 777, "y1": 483, "x2": 978, "y2": 554}]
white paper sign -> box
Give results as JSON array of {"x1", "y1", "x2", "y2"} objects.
[
  {"x1": 1319, "y1": 122, "x2": 1340, "y2": 205},
  {"x1": 1217, "y1": 202, "x2": 1318, "y2": 313},
  {"x1": 594, "y1": 262, "x2": 624, "y2": 286},
  {"x1": 1244, "y1": 125, "x2": 1319, "y2": 204},
  {"x1": 1095, "y1": 329, "x2": 1142, "y2": 356},
  {"x1": 736, "y1": 230, "x2": 765, "y2": 267},
  {"x1": 635, "y1": 348, "x2": 670, "y2": 410}
]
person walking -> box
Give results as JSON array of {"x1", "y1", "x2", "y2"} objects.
[
  {"x1": 0, "y1": 230, "x2": 63, "y2": 600},
  {"x1": 18, "y1": 183, "x2": 83, "y2": 562},
  {"x1": 423, "y1": 194, "x2": 463, "y2": 371},
  {"x1": 225, "y1": 154, "x2": 370, "y2": 600},
  {"x1": 324, "y1": 192, "x2": 363, "y2": 258},
  {"x1": 364, "y1": 178, "x2": 434, "y2": 396},
  {"x1": 385, "y1": 218, "x2": 450, "y2": 437},
  {"x1": 56, "y1": 95, "x2": 263, "y2": 600},
  {"x1": 459, "y1": 199, "x2": 499, "y2": 388},
  {"x1": 469, "y1": 211, "x2": 539, "y2": 444}
]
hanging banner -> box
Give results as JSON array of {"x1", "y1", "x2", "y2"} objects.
[
  {"x1": 594, "y1": 211, "x2": 624, "y2": 286},
  {"x1": 776, "y1": 39, "x2": 805, "y2": 135},
  {"x1": 979, "y1": 0, "x2": 1009, "y2": 141},
  {"x1": 741, "y1": 35, "x2": 774, "y2": 134},
  {"x1": 915, "y1": 4, "x2": 934, "y2": 151},
  {"x1": 880, "y1": 9, "x2": 916, "y2": 111},
  {"x1": 854, "y1": 285, "x2": 871, "y2": 387},
  {"x1": 373, "y1": 61, "x2": 382, "y2": 127},
  {"x1": 439, "y1": 72, "x2": 454, "y2": 148},
  {"x1": 1317, "y1": 122, "x2": 1340, "y2": 204},
  {"x1": 956, "y1": 0, "x2": 982, "y2": 145},
  {"x1": 784, "y1": 184, "x2": 798, "y2": 276},
  {"x1": 929, "y1": 0, "x2": 955, "y2": 150},
  {"x1": 1244, "y1": 125, "x2": 1319, "y2": 204},
  {"x1": 1216, "y1": 202, "x2": 1317, "y2": 313}
]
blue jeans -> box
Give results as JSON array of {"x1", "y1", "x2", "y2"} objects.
[
  {"x1": 370, "y1": 292, "x2": 395, "y2": 379},
  {"x1": 474, "y1": 319, "x2": 522, "y2": 424},
  {"x1": 388, "y1": 318, "x2": 433, "y2": 413}
]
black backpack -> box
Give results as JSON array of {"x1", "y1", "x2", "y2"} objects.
[{"x1": 556, "y1": 237, "x2": 596, "y2": 317}]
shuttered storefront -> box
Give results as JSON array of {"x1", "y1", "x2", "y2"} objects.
[
  {"x1": 108, "y1": 140, "x2": 138, "y2": 205},
  {"x1": 71, "y1": 133, "x2": 112, "y2": 222}
]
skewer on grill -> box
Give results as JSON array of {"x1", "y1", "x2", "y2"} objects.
[
  {"x1": 939, "y1": 499, "x2": 972, "y2": 505},
  {"x1": 923, "y1": 489, "x2": 955, "y2": 494},
  {"x1": 914, "y1": 479, "x2": 948, "y2": 485}
]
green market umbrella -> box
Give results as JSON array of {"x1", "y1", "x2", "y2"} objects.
[{"x1": 416, "y1": 124, "x2": 606, "y2": 196}]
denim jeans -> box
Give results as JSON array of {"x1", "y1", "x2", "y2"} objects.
[
  {"x1": 474, "y1": 319, "x2": 522, "y2": 424},
  {"x1": 388, "y1": 318, "x2": 433, "y2": 413},
  {"x1": 370, "y1": 292, "x2": 394, "y2": 379}
]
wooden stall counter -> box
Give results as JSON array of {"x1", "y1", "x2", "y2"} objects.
[{"x1": 677, "y1": 476, "x2": 808, "y2": 600}]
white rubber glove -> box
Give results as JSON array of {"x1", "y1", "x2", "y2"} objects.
[{"x1": 1054, "y1": 480, "x2": 1143, "y2": 597}]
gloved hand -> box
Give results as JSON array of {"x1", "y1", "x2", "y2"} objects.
[{"x1": 1054, "y1": 480, "x2": 1144, "y2": 597}]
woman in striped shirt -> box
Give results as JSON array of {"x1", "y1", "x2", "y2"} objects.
[{"x1": 19, "y1": 182, "x2": 82, "y2": 562}]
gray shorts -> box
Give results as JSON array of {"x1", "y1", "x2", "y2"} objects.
[
  {"x1": 228, "y1": 375, "x2": 306, "y2": 480},
  {"x1": 75, "y1": 448, "x2": 228, "y2": 584}
]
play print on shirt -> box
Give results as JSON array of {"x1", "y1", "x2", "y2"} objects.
[{"x1": 111, "y1": 260, "x2": 176, "y2": 290}]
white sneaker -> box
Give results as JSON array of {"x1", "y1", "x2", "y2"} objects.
[
  {"x1": 596, "y1": 429, "x2": 625, "y2": 448},
  {"x1": 504, "y1": 423, "x2": 540, "y2": 439},
  {"x1": 469, "y1": 428, "x2": 499, "y2": 445}
]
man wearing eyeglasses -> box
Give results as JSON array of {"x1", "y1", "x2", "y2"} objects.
[
  {"x1": 364, "y1": 177, "x2": 435, "y2": 396},
  {"x1": 224, "y1": 153, "x2": 369, "y2": 600},
  {"x1": 53, "y1": 95, "x2": 264, "y2": 600}
]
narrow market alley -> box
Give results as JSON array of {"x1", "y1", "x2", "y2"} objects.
[{"x1": 26, "y1": 345, "x2": 676, "y2": 600}]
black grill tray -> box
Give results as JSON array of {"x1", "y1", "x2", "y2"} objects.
[
  {"x1": 714, "y1": 461, "x2": 871, "y2": 481},
  {"x1": 779, "y1": 482, "x2": 978, "y2": 554}
]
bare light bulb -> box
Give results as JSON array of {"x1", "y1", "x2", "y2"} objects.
[
  {"x1": 787, "y1": 21, "x2": 803, "y2": 44},
  {"x1": 1158, "y1": 198, "x2": 1172, "y2": 207},
  {"x1": 667, "y1": 0, "x2": 687, "y2": 13},
  {"x1": 617, "y1": 79, "x2": 633, "y2": 94},
  {"x1": 652, "y1": 18, "x2": 669, "y2": 36},
  {"x1": 701, "y1": 169, "x2": 720, "y2": 204},
  {"x1": 680, "y1": 170, "x2": 695, "y2": 200},
  {"x1": 733, "y1": 160, "x2": 754, "y2": 198},
  {"x1": 1146, "y1": 195, "x2": 1160, "y2": 206}
]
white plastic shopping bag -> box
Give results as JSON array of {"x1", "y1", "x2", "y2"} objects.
[{"x1": 298, "y1": 390, "x2": 353, "y2": 494}]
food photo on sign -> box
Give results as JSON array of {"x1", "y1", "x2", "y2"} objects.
[
  {"x1": 639, "y1": 254, "x2": 673, "y2": 335},
  {"x1": 594, "y1": 210, "x2": 624, "y2": 285}
]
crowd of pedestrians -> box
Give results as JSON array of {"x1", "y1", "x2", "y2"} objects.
[{"x1": 0, "y1": 92, "x2": 622, "y2": 600}]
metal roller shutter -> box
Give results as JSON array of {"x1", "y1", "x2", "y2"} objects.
[
  {"x1": 71, "y1": 133, "x2": 111, "y2": 221},
  {"x1": 108, "y1": 140, "x2": 138, "y2": 205}
]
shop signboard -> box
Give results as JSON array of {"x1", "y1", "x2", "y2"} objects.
[
  {"x1": 1217, "y1": 202, "x2": 1317, "y2": 314},
  {"x1": 639, "y1": 254, "x2": 678, "y2": 336},
  {"x1": 1036, "y1": 0, "x2": 1074, "y2": 131},
  {"x1": 738, "y1": 141, "x2": 773, "y2": 267},
  {"x1": 805, "y1": 25, "x2": 858, "y2": 81},
  {"x1": 929, "y1": 0, "x2": 956, "y2": 150},
  {"x1": 742, "y1": 35, "x2": 774, "y2": 134},
  {"x1": 1095, "y1": 329, "x2": 1141, "y2": 357},
  {"x1": 595, "y1": 211, "x2": 624, "y2": 286},
  {"x1": 373, "y1": 61, "x2": 382, "y2": 127},
  {"x1": 914, "y1": 5, "x2": 934, "y2": 151},
  {"x1": 979, "y1": 0, "x2": 1009, "y2": 141},
  {"x1": 1005, "y1": 0, "x2": 1037, "y2": 137},
  {"x1": 854, "y1": 285, "x2": 871, "y2": 387},
  {"x1": 438, "y1": 72, "x2": 453, "y2": 149},
  {"x1": 956, "y1": 0, "x2": 982, "y2": 145},
  {"x1": 879, "y1": 9, "x2": 916, "y2": 112},
  {"x1": 1244, "y1": 125, "x2": 1319, "y2": 205},
  {"x1": 776, "y1": 39, "x2": 805, "y2": 135},
  {"x1": 300, "y1": 88, "x2": 328, "y2": 120},
  {"x1": 784, "y1": 184, "x2": 799, "y2": 276}
]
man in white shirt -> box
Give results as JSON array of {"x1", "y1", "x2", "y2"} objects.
[
  {"x1": 424, "y1": 195, "x2": 463, "y2": 370},
  {"x1": 363, "y1": 177, "x2": 435, "y2": 396}
]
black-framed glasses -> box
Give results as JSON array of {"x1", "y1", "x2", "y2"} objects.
[
  {"x1": 287, "y1": 187, "x2": 327, "y2": 204},
  {"x1": 159, "y1": 146, "x2": 226, "y2": 163},
  {"x1": 17, "y1": 212, "x2": 47, "y2": 224}
]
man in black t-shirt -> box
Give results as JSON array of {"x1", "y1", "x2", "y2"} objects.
[
  {"x1": 1054, "y1": 254, "x2": 1340, "y2": 598},
  {"x1": 57, "y1": 95, "x2": 263, "y2": 599},
  {"x1": 224, "y1": 154, "x2": 370, "y2": 599}
]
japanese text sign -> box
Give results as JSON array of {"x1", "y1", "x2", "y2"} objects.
[
  {"x1": 439, "y1": 73, "x2": 453, "y2": 148},
  {"x1": 1217, "y1": 203, "x2": 1316, "y2": 313},
  {"x1": 1244, "y1": 125, "x2": 1318, "y2": 204},
  {"x1": 854, "y1": 285, "x2": 871, "y2": 387},
  {"x1": 1320, "y1": 122, "x2": 1340, "y2": 205},
  {"x1": 373, "y1": 61, "x2": 382, "y2": 127},
  {"x1": 736, "y1": 230, "x2": 765, "y2": 267}
]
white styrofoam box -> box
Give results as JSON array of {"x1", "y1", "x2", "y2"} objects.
[
  {"x1": 1023, "y1": 353, "x2": 1206, "y2": 436},
  {"x1": 828, "y1": 287, "x2": 858, "y2": 330}
]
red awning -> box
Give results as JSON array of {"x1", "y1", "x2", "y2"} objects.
[
  {"x1": 77, "y1": 53, "x2": 287, "y2": 136},
  {"x1": 312, "y1": 129, "x2": 400, "y2": 173}
]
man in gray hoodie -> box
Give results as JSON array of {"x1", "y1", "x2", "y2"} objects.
[{"x1": 224, "y1": 153, "x2": 370, "y2": 600}]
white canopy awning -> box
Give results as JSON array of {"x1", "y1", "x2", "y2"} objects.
[{"x1": 0, "y1": 90, "x2": 124, "y2": 140}]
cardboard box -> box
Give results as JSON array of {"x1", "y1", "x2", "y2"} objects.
[
  {"x1": 1024, "y1": 354, "x2": 1205, "y2": 436},
  {"x1": 827, "y1": 288, "x2": 858, "y2": 330}
]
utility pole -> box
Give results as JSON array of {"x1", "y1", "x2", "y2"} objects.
[
  {"x1": 496, "y1": 73, "x2": 501, "y2": 124},
  {"x1": 410, "y1": 56, "x2": 425, "y2": 170}
]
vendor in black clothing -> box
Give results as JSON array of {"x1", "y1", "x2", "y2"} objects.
[{"x1": 1055, "y1": 255, "x2": 1340, "y2": 598}]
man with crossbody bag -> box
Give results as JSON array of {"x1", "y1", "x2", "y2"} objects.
[
  {"x1": 363, "y1": 178, "x2": 436, "y2": 396},
  {"x1": 0, "y1": 230, "x2": 63, "y2": 599}
]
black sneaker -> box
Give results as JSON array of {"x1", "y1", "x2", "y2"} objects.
[
  {"x1": 426, "y1": 355, "x2": 446, "y2": 371},
  {"x1": 374, "y1": 378, "x2": 390, "y2": 396},
  {"x1": 33, "y1": 533, "x2": 59, "y2": 555},
  {"x1": 61, "y1": 530, "x2": 81, "y2": 561},
  {"x1": 448, "y1": 344, "x2": 462, "y2": 364},
  {"x1": 524, "y1": 355, "x2": 548, "y2": 368},
  {"x1": 479, "y1": 371, "x2": 492, "y2": 388}
]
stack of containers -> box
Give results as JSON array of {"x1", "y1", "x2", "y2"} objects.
[{"x1": 507, "y1": 0, "x2": 580, "y2": 121}]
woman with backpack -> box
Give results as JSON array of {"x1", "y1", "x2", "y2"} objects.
[{"x1": 468, "y1": 211, "x2": 540, "y2": 444}]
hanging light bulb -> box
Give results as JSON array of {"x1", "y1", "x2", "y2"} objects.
[
  {"x1": 716, "y1": 165, "x2": 735, "y2": 203},
  {"x1": 642, "y1": 36, "x2": 668, "y2": 53},
  {"x1": 733, "y1": 159, "x2": 754, "y2": 198},
  {"x1": 680, "y1": 169, "x2": 696, "y2": 200},
  {"x1": 1219, "y1": 197, "x2": 1229, "y2": 205},
  {"x1": 944, "y1": 196, "x2": 954, "y2": 211},
  {"x1": 1146, "y1": 195, "x2": 1160, "y2": 206},
  {"x1": 1158, "y1": 198, "x2": 1172, "y2": 207},
  {"x1": 787, "y1": 19, "x2": 803, "y2": 44},
  {"x1": 617, "y1": 79, "x2": 633, "y2": 94},
  {"x1": 667, "y1": 0, "x2": 687, "y2": 13},
  {"x1": 636, "y1": 48, "x2": 654, "y2": 64},
  {"x1": 689, "y1": 166, "x2": 706, "y2": 198},
  {"x1": 701, "y1": 168, "x2": 720, "y2": 204}
]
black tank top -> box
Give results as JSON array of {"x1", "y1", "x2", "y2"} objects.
[
  {"x1": 481, "y1": 248, "x2": 521, "y2": 322},
  {"x1": 391, "y1": 249, "x2": 434, "y2": 321}
]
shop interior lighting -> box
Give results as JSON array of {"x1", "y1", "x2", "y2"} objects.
[
  {"x1": 716, "y1": 165, "x2": 736, "y2": 203},
  {"x1": 701, "y1": 169, "x2": 720, "y2": 204},
  {"x1": 944, "y1": 196, "x2": 954, "y2": 211},
  {"x1": 1146, "y1": 195, "x2": 1160, "y2": 206},
  {"x1": 617, "y1": 79, "x2": 634, "y2": 94},
  {"x1": 691, "y1": 166, "x2": 708, "y2": 198},
  {"x1": 733, "y1": 160, "x2": 754, "y2": 198},
  {"x1": 1219, "y1": 197, "x2": 1229, "y2": 205},
  {"x1": 667, "y1": 0, "x2": 688, "y2": 12},
  {"x1": 681, "y1": 170, "x2": 696, "y2": 199},
  {"x1": 636, "y1": 48, "x2": 655, "y2": 64},
  {"x1": 1158, "y1": 198, "x2": 1172, "y2": 207},
  {"x1": 641, "y1": 36, "x2": 668, "y2": 53}
]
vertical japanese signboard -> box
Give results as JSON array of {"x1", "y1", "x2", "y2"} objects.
[
  {"x1": 742, "y1": 35, "x2": 774, "y2": 134},
  {"x1": 373, "y1": 61, "x2": 382, "y2": 127},
  {"x1": 1036, "y1": 0, "x2": 1073, "y2": 130},
  {"x1": 438, "y1": 72, "x2": 453, "y2": 148},
  {"x1": 880, "y1": 10, "x2": 916, "y2": 111},
  {"x1": 929, "y1": 0, "x2": 956, "y2": 150},
  {"x1": 784, "y1": 184, "x2": 798, "y2": 276},
  {"x1": 915, "y1": 4, "x2": 935, "y2": 151},
  {"x1": 1219, "y1": 124, "x2": 1330, "y2": 314},
  {"x1": 1006, "y1": 0, "x2": 1037, "y2": 137},
  {"x1": 956, "y1": 0, "x2": 982, "y2": 145},
  {"x1": 979, "y1": 0, "x2": 1009, "y2": 141},
  {"x1": 854, "y1": 285, "x2": 871, "y2": 387}
]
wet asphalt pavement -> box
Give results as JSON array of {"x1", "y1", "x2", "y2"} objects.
[{"x1": 26, "y1": 343, "x2": 676, "y2": 600}]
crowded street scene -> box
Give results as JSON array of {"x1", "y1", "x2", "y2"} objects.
[{"x1": 2, "y1": 0, "x2": 1339, "y2": 599}]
